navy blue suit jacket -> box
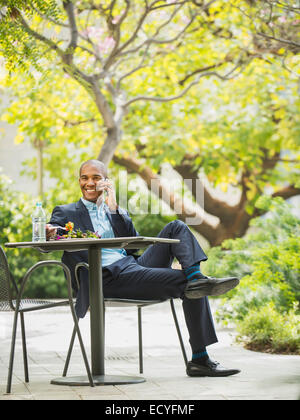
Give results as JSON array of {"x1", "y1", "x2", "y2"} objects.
[{"x1": 49, "y1": 199, "x2": 139, "y2": 317}]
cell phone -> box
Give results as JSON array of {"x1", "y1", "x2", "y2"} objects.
[{"x1": 103, "y1": 178, "x2": 108, "y2": 198}]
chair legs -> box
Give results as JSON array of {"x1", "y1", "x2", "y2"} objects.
[
  {"x1": 64, "y1": 265, "x2": 94, "y2": 387},
  {"x1": 138, "y1": 300, "x2": 187, "y2": 373},
  {"x1": 62, "y1": 318, "x2": 94, "y2": 387},
  {"x1": 170, "y1": 299, "x2": 188, "y2": 367},
  {"x1": 7, "y1": 311, "x2": 30, "y2": 389},
  {"x1": 6, "y1": 310, "x2": 93, "y2": 393},
  {"x1": 6, "y1": 309, "x2": 20, "y2": 394},
  {"x1": 62, "y1": 326, "x2": 76, "y2": 377},
  {"x1": 20, "y1": 313, "x2": 29, "y2": 383},
  {"x1": 5, "y1": 261, "x2": 93, "y2": 393},
  {"x1": 62, "y1": 300, "x2": 187, "y2": 380},
  {"x1": 64, "y1": 306, "x2": 145, "y2": 376},
  {"x1": 6, "y1": 300, "x2": 186, "y2": 393},
  {"x1": 138, "y1": 307, "x2": 143, "y2": 374},
  {"x1": 63, "y1": 306, "x2": 106, "y2": 383}
]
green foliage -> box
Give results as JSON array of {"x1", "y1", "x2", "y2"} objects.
[
  {"x1": 236, "y1": 303, "x2": 300, "y2": 354},
  {"x1": 204, "y1": 196, "x2": 300, "y2": 353},
  {"x1": 1, "y1": 69, "x2": 103, "y2": 197},
  {"x1": 0, "y1": 0, "x2": 299, "y2": 236},
  {"x1": 132, "y1": 213, "x2": 176, "y2": 238},
  {"x1": 121, "y1": 57, "x2": 300, "y2": 204},
  {"x1": 0, "y1": 1, "x2": 61, "y2": 72},
  {"x1": 0, "y1": 172, "x2": 68, "y2": 298}
]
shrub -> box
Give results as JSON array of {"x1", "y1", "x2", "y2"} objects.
[
  {"x1": 205, "y1": 196, "x2": 300, "y2": 354},
  {"x1": 0, "y1": 173, "x2": 68, "y2": 298},
  {"x1": 236, "y1": 303, "x2": 300, "y2": 354}
]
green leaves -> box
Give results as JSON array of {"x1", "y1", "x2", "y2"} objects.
[
  {"x1": 0, "y1": 1, "x2": 60, "y2": 72},
  {"x1": 0, "y1": 171, "x2": 69, "y2": 297},
  {"x1": 205, "y1": 197, "x2": 300, "y2": 353},
  {"x1": 0, "y1": 0, "x2": 299, "y2": 250},
  {"x1": 236, "y1": 302, "x2": 300, "y2": 354}
]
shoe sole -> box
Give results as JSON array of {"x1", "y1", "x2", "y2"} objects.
[
  {"x1": 185, "y1": 278, "x2": 239, "y2": 299},
  {"x1": 187, "y1": 369, "x2": 241, "y2": 377}
]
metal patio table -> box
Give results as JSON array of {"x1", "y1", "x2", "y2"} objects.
[{"x1": 5, "y1": 236, "x2": 180, "y2": 386}]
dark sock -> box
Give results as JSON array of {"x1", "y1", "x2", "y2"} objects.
[
  {"x1": 192, "y1": 348, "x2": 209, "y2": 365},
  {"x1": 184, "y1": 264, "x2": 206, "y2": 282}
]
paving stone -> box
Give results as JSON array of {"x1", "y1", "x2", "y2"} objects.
[{"x1": 1, "y1": 303, "x2": 299, "y2": 401}]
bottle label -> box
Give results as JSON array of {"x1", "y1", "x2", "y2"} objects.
[{"x1": 32, "y1": 220, "x2": 46, "y2": 242}]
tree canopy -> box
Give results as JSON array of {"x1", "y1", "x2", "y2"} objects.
[{"x1": 0, "y1": 0, "x2": 299, "y2": 245}]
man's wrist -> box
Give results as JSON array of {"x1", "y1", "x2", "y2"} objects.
[{"x1": 108, "y1": 204, "x2": 118, "y2": 212}]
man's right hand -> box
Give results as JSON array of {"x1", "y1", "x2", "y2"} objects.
[{"x1": 46, "y1": 224, "x2": 57, "y2": 240}]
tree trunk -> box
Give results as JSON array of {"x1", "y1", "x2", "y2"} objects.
[{"x1": 97, "y1": 125, "x2": 122, "y2": 167}]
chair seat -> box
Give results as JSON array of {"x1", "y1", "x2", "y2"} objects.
[
  {"x1": 104, "y1": 298, "x2": 165, "y2": 308},
  {"x1": 0, "y1": 299, "x2": 71, "y2": 312},
  {"x1": 0, "y1": 301, "x2": 12, "y2": 311}
]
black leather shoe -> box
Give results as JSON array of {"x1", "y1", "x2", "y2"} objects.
[
  {"x1": 184, "y1": 276, "x2": 239, "y2": 299},
  {"x1": 186, "y1": 359, "x2": 241, "y2": 377}
]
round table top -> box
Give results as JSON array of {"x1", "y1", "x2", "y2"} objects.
[{"x1": 5, "y1": 236, "x2": 180, "y2": 252}]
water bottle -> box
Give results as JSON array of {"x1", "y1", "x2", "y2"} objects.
[{"x1": 32, "y1": 202, "x2": 46, "y2": 242}]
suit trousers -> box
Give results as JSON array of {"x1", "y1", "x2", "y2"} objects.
[{"x1": 103, "y1": 220, "x2": 218, "y2": 351}]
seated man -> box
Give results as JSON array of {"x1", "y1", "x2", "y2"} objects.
[{"x1": 46, "y1": 159, "x2": 240, "y2": 377}]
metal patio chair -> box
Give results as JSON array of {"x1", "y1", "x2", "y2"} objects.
[
  {"x1": 0, "y1": 246, "x2": 94, "y2": 393},
  {"x1": 62, "y1": 262, "x2": 188, "y2": 378}
]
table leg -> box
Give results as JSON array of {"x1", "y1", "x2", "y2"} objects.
[
  {"x1": 87, "y1": 245, "x2": 145, "y2": 385},
  {"x1": 52, "y1": 244, "x2": 145, "y2": 386},
  {"x1": 89, "y1": 245, "x2": 104, "y2": 375}
]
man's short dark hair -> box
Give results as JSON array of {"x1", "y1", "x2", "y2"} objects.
[{"x1": 79, "y1": 160, "x2": 108, "y2": 177}]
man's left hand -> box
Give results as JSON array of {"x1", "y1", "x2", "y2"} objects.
[{"x1": 96, "y1": 178, "x2": 118, "y2": 211}]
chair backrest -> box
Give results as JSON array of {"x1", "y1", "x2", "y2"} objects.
[{"x1": 0, "y1": 246, "x2": 16, "y2": 310}]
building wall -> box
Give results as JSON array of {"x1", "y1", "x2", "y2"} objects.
[{"x1": 0, "y1": 121, "x2": 38, "y2": 195}]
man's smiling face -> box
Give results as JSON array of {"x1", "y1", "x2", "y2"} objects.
[{"x1": 79, "y1": 162, "x2": 106, "y2": 203}]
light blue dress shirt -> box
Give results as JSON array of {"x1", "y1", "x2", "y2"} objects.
[{"x1": 81, "y1": 198, "x2": 127, "y2": 267}]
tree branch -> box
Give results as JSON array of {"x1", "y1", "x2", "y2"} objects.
[
  {"x1": 179, "y1": 62, "x2": 225, "y2": 85},
  {"x1": 114, "y1": 4, "x2": 150, "y2": 56},
  {"x1": 124, "y1": 61, "x2": 244, "y2": 107},
  {"x1": 15, "y1": 10, "x2": 64, "y2": 58},
  {"x1": 15, "y1": 5, "x2": 112, "y2": 122},
  {"x1": 112, "y1": 153, "x2": 243, "y2": 245},
  {"x1": 116, "y1": 42, "x2": 151, "y2": 89},
  {"x1": 256, "y1": 31, "x2": 300, "y2": 49},
  {"x1": 113, "y1": 154, "x2": 212, "y2": 223},
  {"x1": 37, "y1": 97, "x2": 96, "y2": 127},
  {"x1": 115, "y1": 0, "x2": 194, "y2": 60},
  {"x1": 15, "y1": 8, "x2": 92, "y2": 87},
  {"x1": 272, "y1": 185, "x2": 300, "y2": 200},
  {"x1": 102, "y1": 1, "x2": 131, "y2": 70},
  {"x1": 149, "y1": 1, "x2": 187, "y2": 11},
  {"x1": 32, "y1": 6, "x2": 69, "y2": 28},
  {"x1": 63, "y1": 0, "x2": 79, "y2": 52},
  {"x1": 174, "y1": 157, "x2": 240, "y2": 224}
]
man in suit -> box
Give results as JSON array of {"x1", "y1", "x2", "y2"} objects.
[{"x1": 46, "y1": 159, "x2": 240, "y2": 377}]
